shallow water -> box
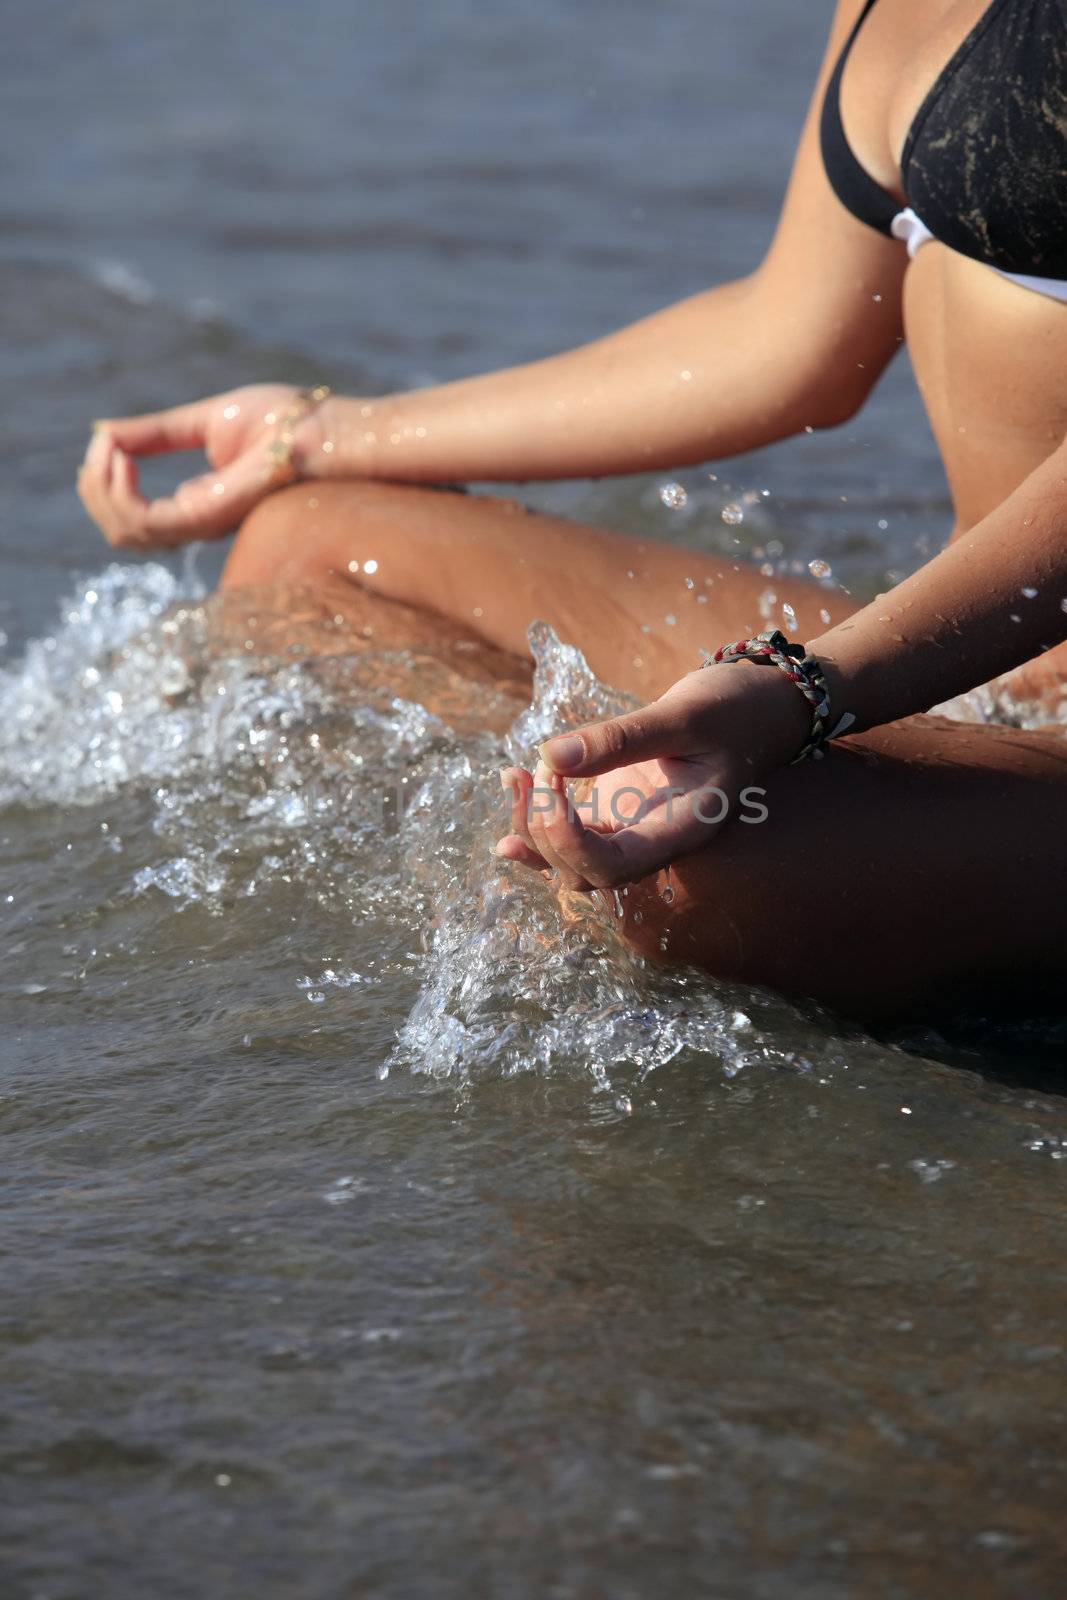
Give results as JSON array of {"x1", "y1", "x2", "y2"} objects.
[{"x1": 2, "y1": 1, "x2": 1066, "y2": 1595}]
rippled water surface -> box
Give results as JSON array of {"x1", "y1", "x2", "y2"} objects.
[{"x1": 2, "y1": 2, "x2": 1066, "y2": 1596}]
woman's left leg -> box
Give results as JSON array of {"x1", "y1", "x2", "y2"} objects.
[{"x1": 222, "y1": 479, "x2": 855, "y2": 699}]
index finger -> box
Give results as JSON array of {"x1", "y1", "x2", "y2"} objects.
[{"x1": 91, "y1": 397, "x2": 216, "y2": 457}]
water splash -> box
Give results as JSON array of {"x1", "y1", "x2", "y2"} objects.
[
  {"x1": 390, "y1": 623, "x2": 816, "y2": 1086},
  {"x1": 6, "y1": 566, "x2": 1059, "y2": 1097},
  {"x1": 0, "y1": 571, "x2": 806, "y2": 1092}
]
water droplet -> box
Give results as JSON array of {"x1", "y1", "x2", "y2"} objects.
[
  {"x1": 721, "y1": 503, "x2": 744, "y2": 526},
  {"x1": 808, "y1": 559, "x2": 832, "y2": 579},
  {"x1": 211, "y1": 482, "x2": 226, "y2": 497},
  {"x1": 819, "y1": 608, "x2": 832, "y2": 625},
  {"x1": 363, "y1": 559, "x2": 378, "y2": 575},
  {"x1": 909, "y1": 1158, "x2": 955, "y2": 1185},
  {"x1": 222, "y1": 403, "x2": 240, "y2": 420},
  {"x1": 321, "y1": 439, "x2": 335, "y2": 454},
  {"x1": 659, "y1": 482, "x2": 688, "y2": 510},
  {"x1": 664, "y1": 613, "x2": 676, "y2": 627},
  {"x1": 877, "y1": 518, "x2": 889, "y2": 530},
  {"x1": 1021, "y1": 586, "x2": 1038, "y2": 599}
]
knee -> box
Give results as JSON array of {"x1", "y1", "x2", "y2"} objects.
[
  {"x1": 613, "y1": 854, "x2": 759, "y2": 981},
  {"x1": 223, "y1": 480, "x2": 395, "y2": 589},
  {"x1": 223, "y1": 483, "x2": 330, "y2": 588}
]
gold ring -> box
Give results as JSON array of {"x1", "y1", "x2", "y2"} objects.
[{"x1": 264, "y1": 384, "x2": 332, "y2": 489}]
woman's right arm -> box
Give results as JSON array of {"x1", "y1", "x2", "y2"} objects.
[
  {"x1": 308, "y1": 0, "x2": 906, "y2": 485},
  {"x1": 83, "y1": 0, "x2": 904, "y2": 546}
]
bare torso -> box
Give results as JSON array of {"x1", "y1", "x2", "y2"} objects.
[{"x1": 842, "y1": 0, "x2": 1067, "y2": 534}]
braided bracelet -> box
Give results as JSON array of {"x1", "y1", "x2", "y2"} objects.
[
  {"x1": 705, "y1": 628, "x2": 852, "y2": 763},
  {"x1": 264, "y1": 384, "x2": 332, "y2": 489}
]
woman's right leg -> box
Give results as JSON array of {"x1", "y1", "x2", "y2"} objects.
[
  {"x1": 606, "y1": 713, "x2": 1067, "y2": 1017},
  {"x1": 221, "y1": 480, "x2": 855, "y2": 699}
]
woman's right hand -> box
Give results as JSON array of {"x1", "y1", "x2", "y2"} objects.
[{"x1": 77, "y1": 383, "x2": 334, "y2": 550}]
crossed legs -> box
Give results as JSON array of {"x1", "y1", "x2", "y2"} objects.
[{"x1": 221, "y1": 481, "x2": 1067, "y2": 1016}]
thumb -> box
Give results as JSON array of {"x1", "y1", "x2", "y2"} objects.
[
  {"x1": 105, "y1": 443, "x2": 266, "y2": 547},
  {"x1": 538, "y1": 700, "x2": 692, "y2": 777},
  {"x1": 143, "y1": 448, "x2": 269, "y2": 542}
]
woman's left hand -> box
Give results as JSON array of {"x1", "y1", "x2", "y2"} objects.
[{"x1": 497, "y1": 659, "x2": 810, "y2": 890}]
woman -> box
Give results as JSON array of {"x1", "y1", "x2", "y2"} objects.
[{"x1": 77, "y1": 0, "x2": 1067, "y2": 1017}]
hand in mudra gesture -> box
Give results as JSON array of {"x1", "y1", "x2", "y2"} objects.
[{"x1": 77, "y1": 383, "x2": 331, "y2": 550}]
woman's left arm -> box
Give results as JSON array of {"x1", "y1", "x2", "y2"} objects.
[
  {"x1": 500, "y1": 436, "x2": 1067, "y2": 888},
  {"x1": 812, "y1": 434, "x2": 1067, "y2": 732}
]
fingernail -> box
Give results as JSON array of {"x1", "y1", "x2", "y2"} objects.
[
  {"x1": 499, "y1": 770, "x2": 513, "y2": 793},
  {"x1": 538, "y1": 735, "x2": 583, "y2": 773}
]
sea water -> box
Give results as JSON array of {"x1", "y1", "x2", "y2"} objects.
[
  {"x1": 3, "y1": 0, "x2": 1066, "y2": 1592},
  {"x1": 3, "y1": 560, "x2": 1067, "y2": 1597}
]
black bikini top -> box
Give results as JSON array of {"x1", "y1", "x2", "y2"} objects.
[{"x1": 820, "y1": 0, "x2": 1067, "y2": 279}]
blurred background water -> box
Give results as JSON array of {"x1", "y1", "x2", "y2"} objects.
[{"x1": 1, "y1": 1, "x2": 1065, "y2": 1596}]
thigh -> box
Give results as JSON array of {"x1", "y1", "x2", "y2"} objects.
[
  {"x1": 610, "y1": 716, "x2": 1067, "y2": 1016},
  {"x1": 223, "y1": 480, "x2": 857, "y2": 700}
]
